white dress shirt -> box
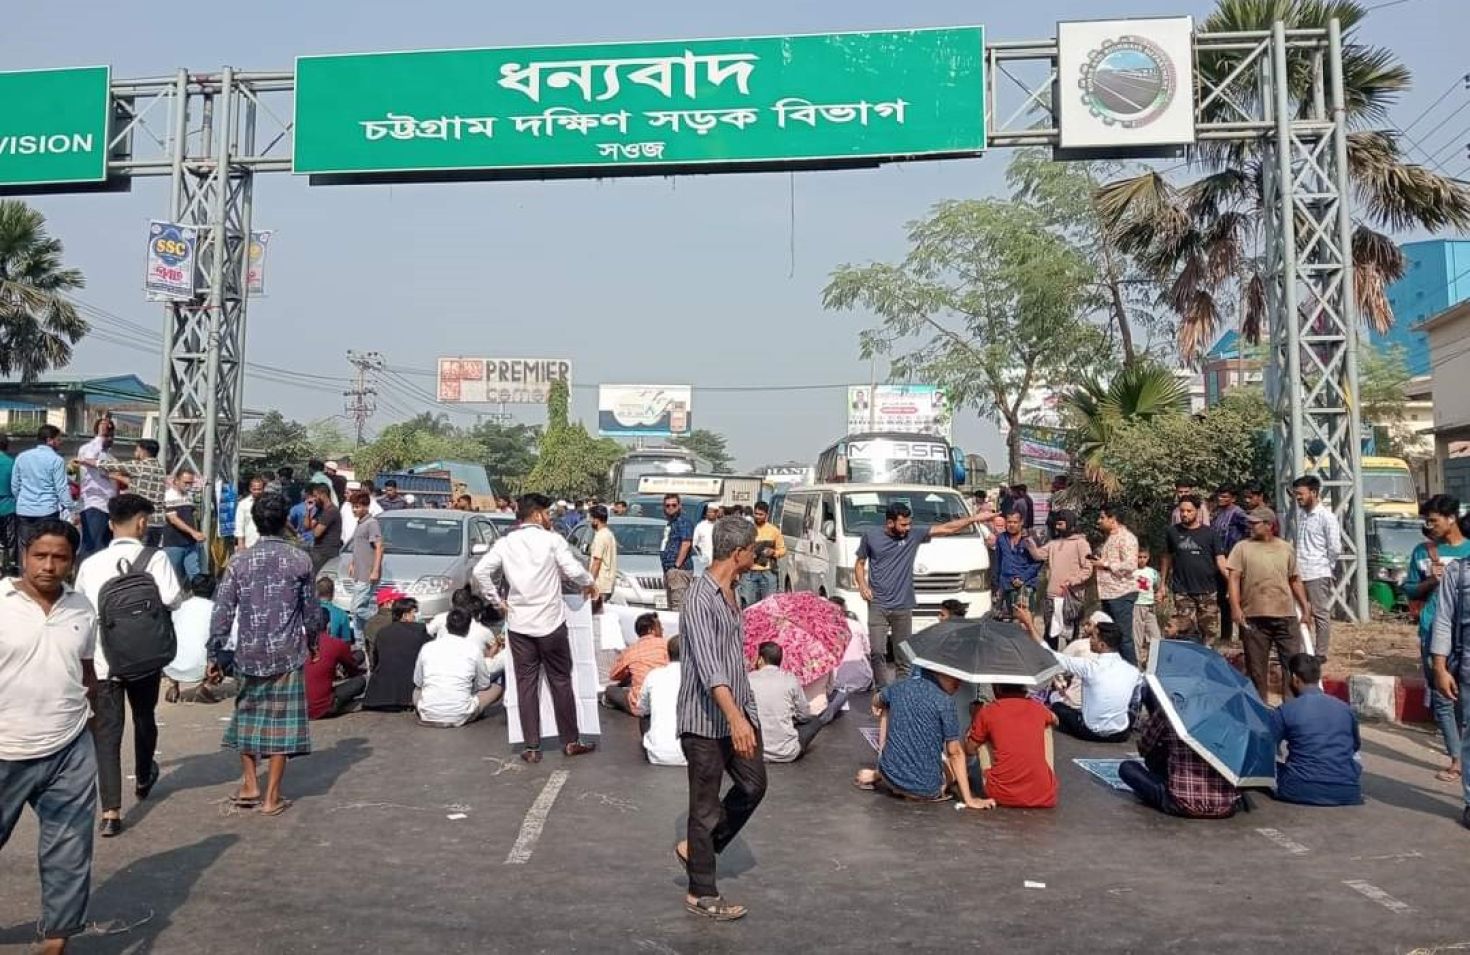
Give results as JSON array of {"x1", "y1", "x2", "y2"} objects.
[
  {"x1": 472, "y1": 524, "x2": 592, "y2": 637},
  {"x1": 235, "y1": 496, "x2": 259, "y2": 548},
  {"x1": 75, "y1": 536, "x2": 185, "y2": 680},
  {"x1": 414, "y1": 633, "x2": 496, "y2": 725},
  {"x1": 427, "y1": 611, "x2": 500, "y2": 658},
  {"x1": 1294, "y1": 506, "x2": 1341, "y2": 582},
  {"x1": 691, "y1": 520, "x2": 716, "y2": 563},
  {"x1": 1051, "y1": 649, "x2": 1140, "y2": 735},
  {"x1": 638, "y1": 662, "x2": 687, "y2": 766},
  {"x1": 166, "y1": 596, "x2": 214, "y2": 683}
]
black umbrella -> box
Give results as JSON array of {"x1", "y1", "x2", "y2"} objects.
[{"x1": 900, "y1": 616, "x2": 1063, "y2": 686}]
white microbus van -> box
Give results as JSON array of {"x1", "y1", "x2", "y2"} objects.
[{"x1": 774, "y1": 483, "x2": 990, "y2": 631}]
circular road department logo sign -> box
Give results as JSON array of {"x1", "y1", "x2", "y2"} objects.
[{"x1": 1078, "y1": 34, "x2": 1179, "y2": 129}]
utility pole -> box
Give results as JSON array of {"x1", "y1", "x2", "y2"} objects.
[{"x1": 345, "y1": 350, "x2": 383, "y2": 446}]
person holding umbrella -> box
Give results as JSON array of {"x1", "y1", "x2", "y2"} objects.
[{"x1": 1118, "y1": 639, "x2": 1273, "y2": 819}]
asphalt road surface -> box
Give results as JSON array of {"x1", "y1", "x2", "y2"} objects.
[{"x1": 2, "y1": 692, "x2": 1468, "y2": 953}]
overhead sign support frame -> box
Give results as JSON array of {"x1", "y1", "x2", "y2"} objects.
[{"x1": 0, "y1": 23, "x2": 1367, "y2": 620}]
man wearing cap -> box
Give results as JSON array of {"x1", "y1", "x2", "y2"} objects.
[
  {"x1": 323, "y1": 462, "x2": 348, "y2": 510},
  {"x1": 1227, "y1": 506, "x2": 1314, "y2": 702}
]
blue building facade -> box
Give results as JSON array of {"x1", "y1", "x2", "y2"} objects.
[{"x1": 1379, "y1": 238, "x2": 1470, "y2": 375}]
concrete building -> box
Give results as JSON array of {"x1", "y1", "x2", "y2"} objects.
[
  {"x1": 1201, "y1": 330, "x2": 1264, "y2": 406},
  {"x1": 0, "y1": 375, "x2": 158, "y2": 439},
  {"x1": 1378, "y1": 238, "x2": 1470, "y2": 376},
  {"x1": 1422, "y1": 301, "x2": 1470, "y2": 500}
]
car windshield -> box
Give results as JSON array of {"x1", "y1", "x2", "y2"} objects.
[
  {"x1": 1373, "y1": 519, "x2": 1427, "y2": 558},
  {"x1": 1363, "y1": 469, "x2": 1416, "y2": 503},
  {"x1": 611, "y1": 523, "x2": 666, "y2": 556},
  {"x1": 378, "y1": 516, "x2": 464, "y2": 557},
  {"x1": 840, "y1": 490, "x2": 976, "y2": 536}
]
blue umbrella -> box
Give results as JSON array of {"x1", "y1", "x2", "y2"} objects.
[{"x1": 1145, "y1": 639, "x2": 1277, "y2": 788}]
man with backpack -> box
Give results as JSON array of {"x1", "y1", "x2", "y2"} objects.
[{"x1": 75, "y1": 493, "x2": 183, "y2": 839}]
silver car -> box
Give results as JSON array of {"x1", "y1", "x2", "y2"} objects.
[
  {"x1": 321, "y1": 508, "x2": 501, "y2": 618},
  {"x1": 567, "y1": 516, "x2": 671, "y2": 610}
]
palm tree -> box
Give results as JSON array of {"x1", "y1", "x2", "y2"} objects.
[
  {"x1": 0, "y1": 200, "x2": 86, "y2": 381},
  {"x1": 1095, "y1": 0, "x2": 1470, "y2": 361},
  {"x1": 1065, "y1": 363, "x2": 1190, "y2": 490}
]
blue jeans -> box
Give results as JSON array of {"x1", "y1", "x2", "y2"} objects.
[
  {"x1": 342, "y1": 579, "x2": 377, "y2": 641},
  {"x1": 1423, "y1": 645, "x2": 1463, "y2": 760},
  {"x1": 79, "y1": 508, "x2": 111, "y2": 560},
  {"x1": 1101, "y1": 593, "x2": 1139, "y2": 665},
  {"x1": 165, "y1": 543, "x2": 203, "y2": 583},
  {"x1": 739, "y1": 570, "x2": 777, "y2": 608},
  {"x1": 1460, "y1": 682, "x2": 1470, "y2": 807},
  {"x1": 0, "y1": 730, "x2": 97, "y2": 939}
]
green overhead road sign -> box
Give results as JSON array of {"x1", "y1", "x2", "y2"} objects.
[
  {"x1": 293, "y1": 27, "x2": 986, "y2": 178},
  {"x1": 0, "y1": 67, "x2": 111, "y2": 186}
]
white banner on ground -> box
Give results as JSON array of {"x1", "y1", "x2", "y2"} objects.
[
  {"x1": 504, "y1": 596, "x2": 602, "y2": 746},
  {"x1": 602, "y1": 602, "x2": 681, "y2": 650}
]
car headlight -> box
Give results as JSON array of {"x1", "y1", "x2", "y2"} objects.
[
  {"x1": 963, "y1": 569, "x2": 989, "y2": 592},
  {"x1": 616, "y1": 571, "x2": 634, "y2": 589},
  {"x1": 408, "y1": 575, "x2": 454, "y2": 596},
  {"x1": 836, "y1": 567, "x2": 856, "y2": 590}
]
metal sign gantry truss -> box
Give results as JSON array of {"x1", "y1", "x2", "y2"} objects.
[{"x1": 100, "y1": 22, "x2": 1366, "y2": 619}]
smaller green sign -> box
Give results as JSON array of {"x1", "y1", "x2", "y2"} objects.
[{"x1": 0, "y1": 67, "x2": 111, "y2": 187}]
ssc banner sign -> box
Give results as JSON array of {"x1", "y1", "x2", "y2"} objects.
[
  {"x1": 145, "y1": 220, "x2": 197, "y2": 301},
  {"x1": 246, "y1": 230, "x2": 273, "y2": 296}
]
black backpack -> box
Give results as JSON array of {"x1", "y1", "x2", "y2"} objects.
[{"x1": 97, "y1": 547, "x2": 177, "y2": 680}]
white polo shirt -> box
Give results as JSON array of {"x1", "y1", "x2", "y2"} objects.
[{"x1": 0, "y1": 579, "x2": 96, "y2": 760}]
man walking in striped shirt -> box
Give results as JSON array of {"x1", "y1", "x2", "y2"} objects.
[{"x1": 673, "y1": 516, "x2": 766, "y2": 921}]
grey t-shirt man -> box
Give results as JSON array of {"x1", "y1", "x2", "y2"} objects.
[
  {"x1": 856, "y1": 524, "x2": 933, "y2": 611},
  {"x1": 348, "y1": 516, "x2": 382, "y2": 583}
]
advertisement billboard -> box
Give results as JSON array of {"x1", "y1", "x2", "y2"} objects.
[
  {"x1": 1018, "y1": 424, "x2": 1073, "y2": 473},
  {"x1": 598, "y1": 385, "x2": 692, "y2": 437},
  {"x1": 144, "y1": 220, "x2": 198, "y2": 301},
  {"x1": 0, "y1": 66, "x2": 111, "y2": 187},
  {"x1": 847, "y1": 384, "x2": 951, "y2": 438},
  {"x1": 294, "y1": 27, "x2": 985, "y2": 178},
  {"x1": 1057, "y1": 17, "x2": 1196, "y2": 151},
  {"x1": 436, "y1": 357, "x2": 571, "y2": 403}
]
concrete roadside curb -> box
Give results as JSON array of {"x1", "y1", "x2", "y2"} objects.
[{"x1": 1217, "y1": 649, "x2": 1431, "y2": 724}]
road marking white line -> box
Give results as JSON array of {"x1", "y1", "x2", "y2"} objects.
[
  {"x1": 1255, "y1": 827, "x2": 1310, "y2": 855},
  {"x1": 1344, "y1": 880, "x2": 1411, "y2": 913},
  {"x1": 504, "y1": 770, "x2": 569, "y2": 865}
]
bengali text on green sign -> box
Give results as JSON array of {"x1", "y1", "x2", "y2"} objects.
[{"x1": 293, "y1": 27, "x2": 986, "y2": 177}]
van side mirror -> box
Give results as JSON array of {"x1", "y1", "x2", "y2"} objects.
[
  {"x1": 471, "y1": 542, "x2": 489, "y2": 555},
  {"x1": 835, "y1": 456, "x2": 848, "y2": 481},
  {"x1": 821, "y1": 519, "x2": 836, "y2": 541}
]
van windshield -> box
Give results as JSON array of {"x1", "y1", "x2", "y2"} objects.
[
  {"x1": 1363, "y1": 469, "x2": 1416, "y2": 503},
  {"x1": 840, "y1": 491, "x2": 976, "y2": 536}
]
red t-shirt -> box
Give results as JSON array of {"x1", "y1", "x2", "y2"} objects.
[
  {"x1": 304, "y1": 636, "x2": 361, "y2": 720},
  {"x1": 967, "y1": 697, "x2": 1058, "y2": 808}
]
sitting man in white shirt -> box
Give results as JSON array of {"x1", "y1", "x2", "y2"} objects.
[
  {"x1": 414, "y1": 608, "x2": 504, "y2": 728},
  {"x1": 165, "y1": 574, "x2": 235, "y2": 703},
  {"x1": 637, "y1": 635, "x2": 686, "y2": 766},
  {"x1": 749, "y1": 641, "x2": 848, "y2": 762},
  {"x1": 426, "y1": 586, "x2": 502, "y2": 655},
  {"x1": 1044, "y1": 619, "x2": 1140, "y2": 743}
]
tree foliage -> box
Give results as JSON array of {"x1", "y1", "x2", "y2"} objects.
[
  {"x1": 524, "y1": 380, "x2": 622, "y2": 499},
  {"x1": 469, "y1": 419, "x2": 542, "y2": 493},
  {"x1": 1358, "y1": 344, "x2": 1418, "y2": 457},
  {"x1": 1096, "y1": 0, "x2": 1469, "y2": 360},
  {"x1": 354, "y1": 416, "x2": 486, "y2": 480},
  {"x1": 1075, "y1": 391, "x2": 1275, "y2": 547},
  {"x1": 1064, "y1": 363, "x2": 1191, "y2": 490},
  {"x1": 241, "y1": 412, "x2": 315, "y2": 474},
  {"x1": 823, "y1": 198, "x2": 1107, "y2": 481},
  {"x1": 671, "y1": 429, "x2": 734, "y2": 473},
  {"x1": 1007, "y1": 149, "x2": 1163, "y2": 362},
  {"x1": 0, "y1": 200, "x2": 87, "y2": 382}
]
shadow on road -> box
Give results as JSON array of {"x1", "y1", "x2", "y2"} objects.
[
  {"x1": 124, "y1": 736, "x2": 374, "y2": 828},
  {"x1": 0, "y1": 833, "x2": 239, "y2": 955}
]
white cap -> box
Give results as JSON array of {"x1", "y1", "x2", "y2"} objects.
[
  {"x1": 325, "y1": 460, "x2": 340, "y2": 470},
  {"x1": 346, "y1": 480, "x2": 361, "y2": 491},
  {"x1": 1089, "y1": 610, "x2": 1113, "y2": 625}
]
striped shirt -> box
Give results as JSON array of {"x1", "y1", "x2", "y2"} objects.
[{"x1": 676, "y1": 572, "x2": 757, "y2": 738}]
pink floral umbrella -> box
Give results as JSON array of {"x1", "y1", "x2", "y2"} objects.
[{"x1": 742, "y1": 591, "x2": 853, "y2": 685}]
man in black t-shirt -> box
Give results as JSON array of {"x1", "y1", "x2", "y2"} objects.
[
  {"x1": 1161, "y1": 494, "x2": 1228, "y2": 645},
  {"x1": 305, "y1": 482, "x2": 343, "y2": 576}
]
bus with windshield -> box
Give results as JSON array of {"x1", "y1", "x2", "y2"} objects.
[
  {"x1": 609, "y1": 447, "x2": 708, "y2": 500},
  {"x1": 813, "y1": 432, "x2": 967, "y2": 488},
  {"x1": 774, "y1": 483, "x2": 989, "y2": 631}
]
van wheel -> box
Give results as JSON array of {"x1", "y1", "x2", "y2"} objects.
[
  {"x1": 784, "y1": 578, "x2": 792, "y2": 593},
  {"x1": 818, "y1": 587, "x2": 827, "y2": 598}
]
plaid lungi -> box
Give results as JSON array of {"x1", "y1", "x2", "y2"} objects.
[{"x1": 223, "y1": 668, "x2": 311, "y2": 758}]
